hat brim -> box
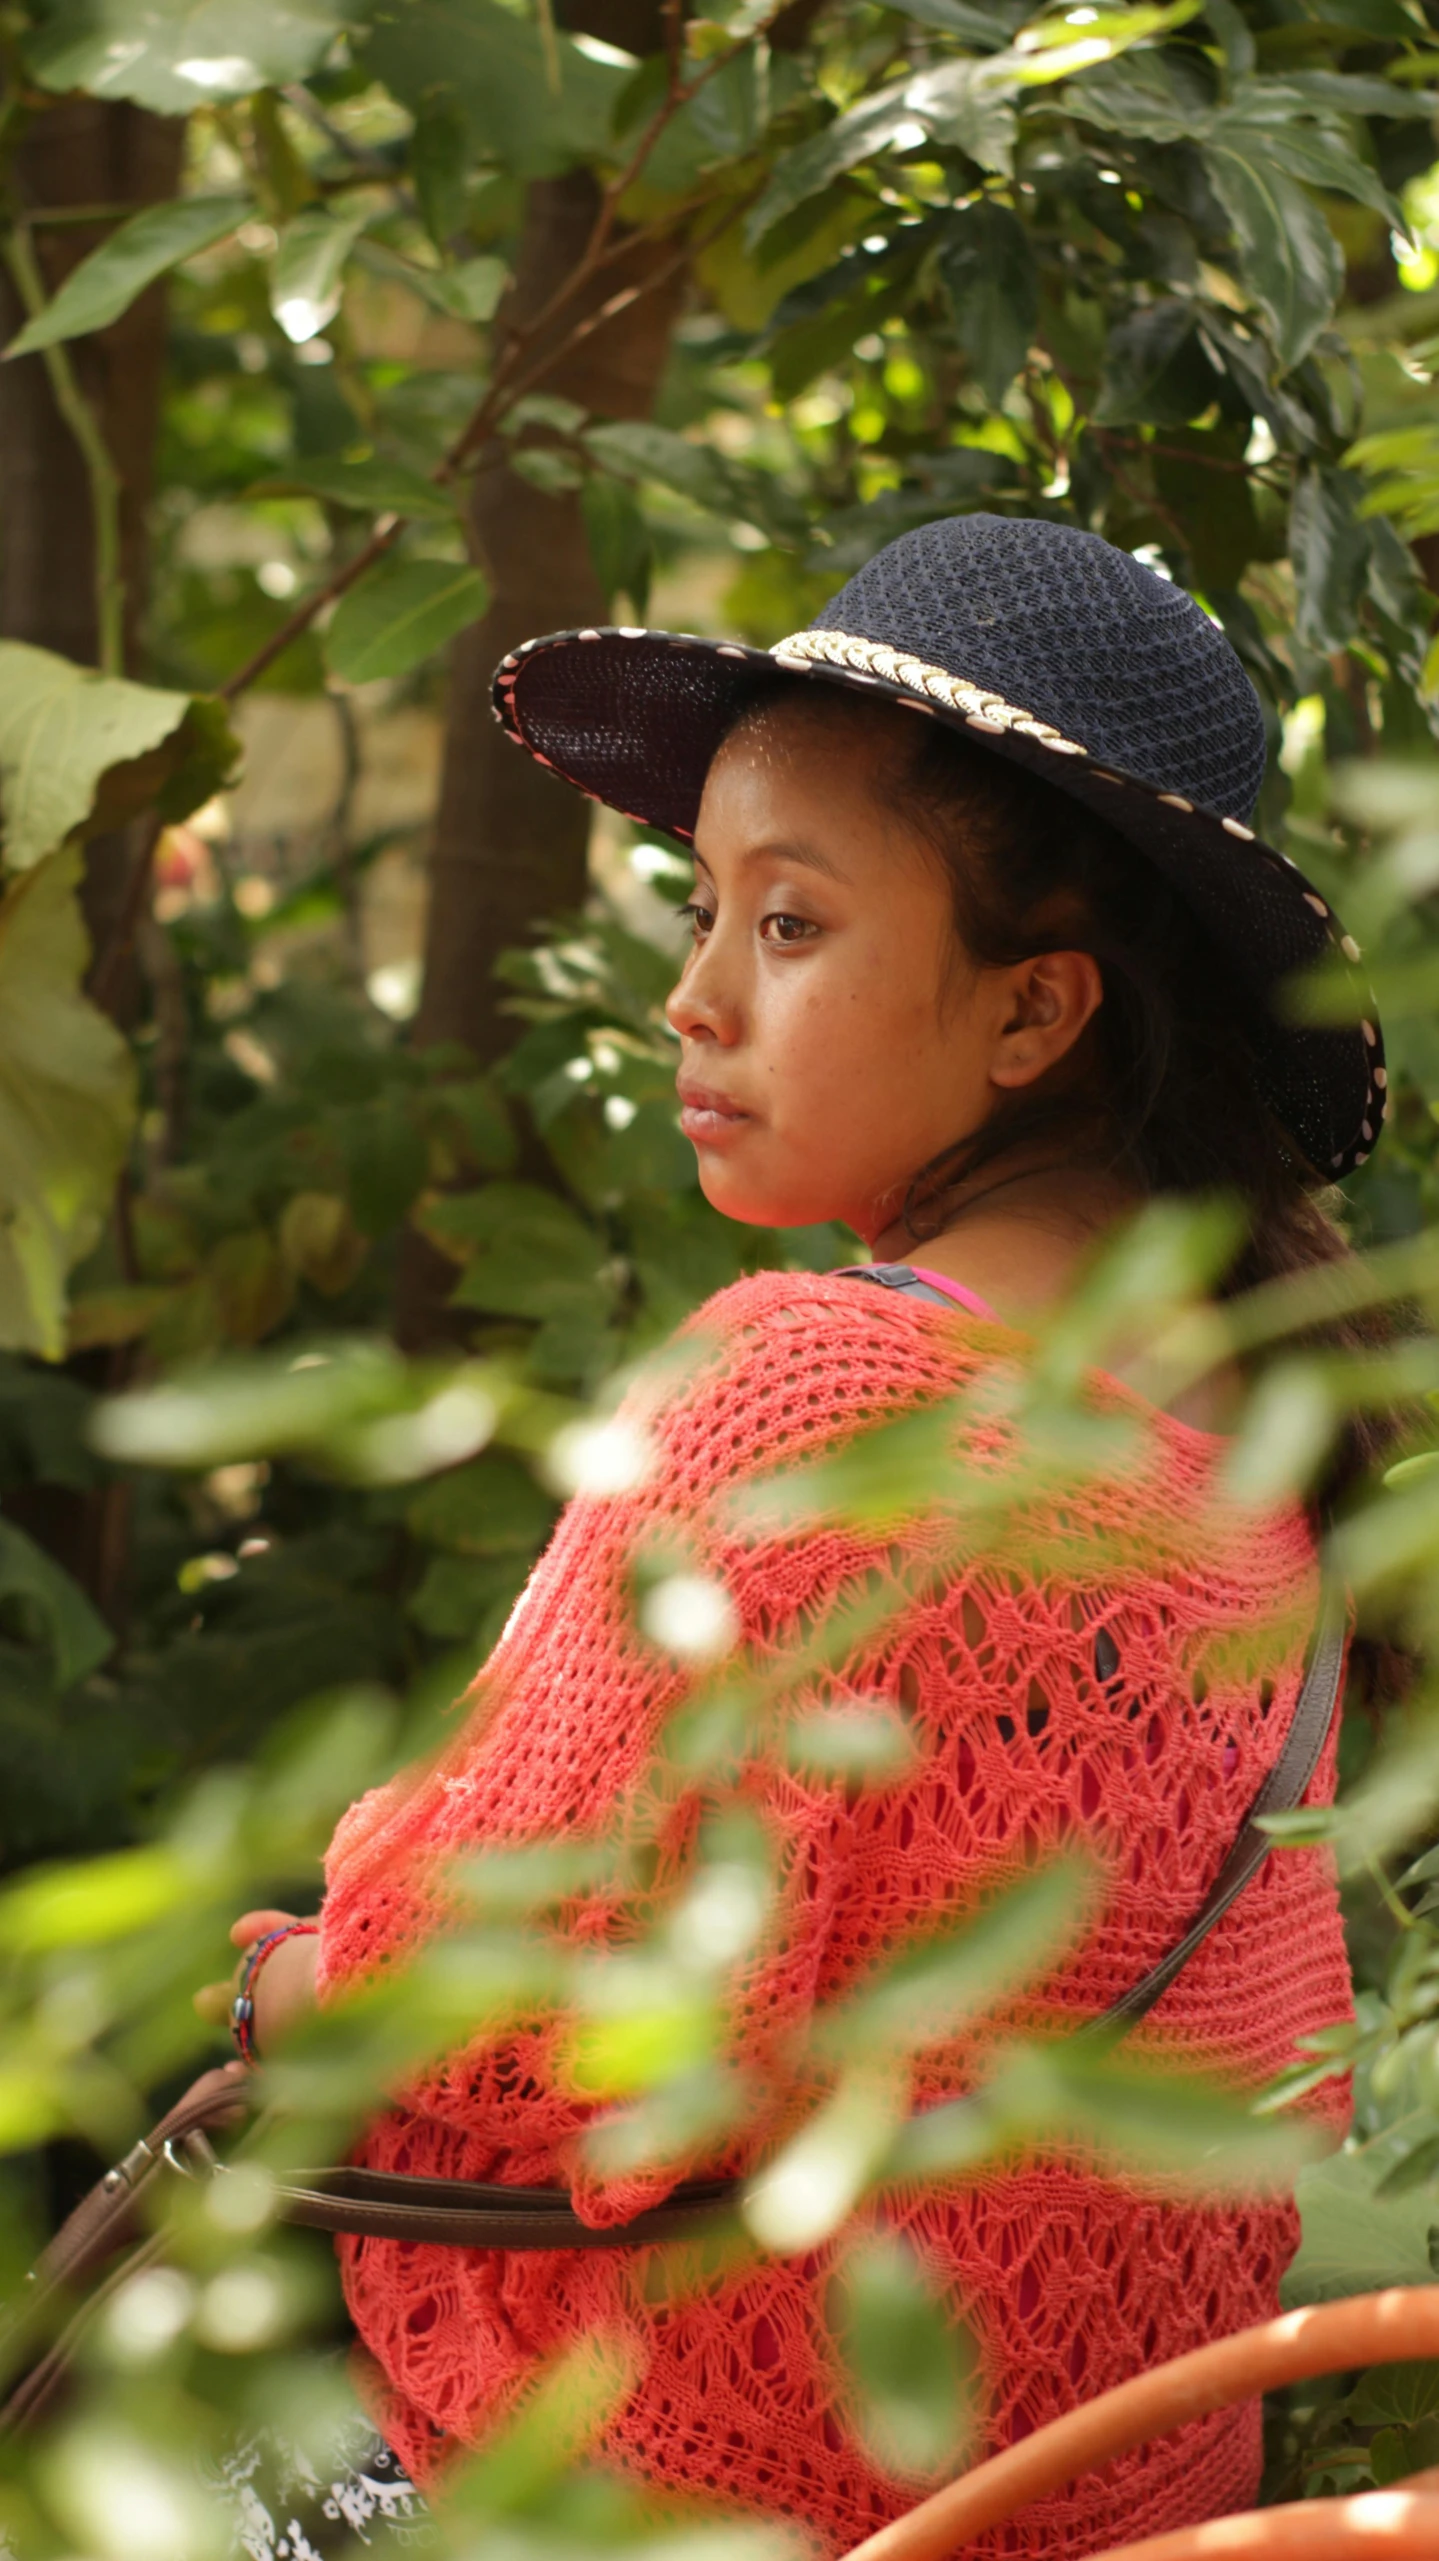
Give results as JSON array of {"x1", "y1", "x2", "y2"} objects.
[{"x1": 493, "y1": 624, "x2": 1384, "y2": 1183}]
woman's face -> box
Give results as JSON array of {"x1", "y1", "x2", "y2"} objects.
[{"x1": 664, "y1": 698, "x2": 1101, "y2": 1242}]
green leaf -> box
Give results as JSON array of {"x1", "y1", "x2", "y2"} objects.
[
  {"x1": 420, "y1": 1180, "x2": 609, "y2": 1319},
  {"x1": 4, "y1": 194, "x2": 251, "y2": 357},
  {"x1": 405, "y1": 1450, "x2": 553, "y2": 1554},
  {"x1": 0, "y1": 850, "x2": 136, "y2": 1363},
  {"x1": 271, "y1": 204, "x2": 370, "y2": 344},
  {"x1": 0, "y1": 1517, "x2": 112, "y2": 1687},
  {"x1": 1067, "y1": 48, "x2": 1211, "y2": 140},
  {"x1": 940, "y1": 199, "x2": 1038, "y2": 404},
  {"x1": 325, "y1": 558, "x2": 490, "y2": 684},
  {"x1": 1215, "y1": 91, "x2": 1404, "y2": 224},
  {"x1": 352, "y1": 236, "x2": 508, "y2": 324},
  {"x1": 0, "y1": 643, "x2": 237, "y2": 873},
  {"x1": 0, "y1": 1843, "x2": 190, "y2": 1951},
  {"x1": 1203, "y1": 145, "x2": 1344, "y2": 372},
  {"x1": 92, "y1": 1339, "x2": 499, "y2": 1480},
  {"x1": 883, "y1": 0, "x2": 1025, "y2": 44},
  {"x1": 904, "y1": 56, "x2": 1018, "y2": 169},
  {"x1": 248, "y1": 455, "x2": 460, "y2": 520},
  {"x1": 1291, "y1": 464, "x2": 1373, "y2": 651},
  {"x1": 838, "y1": 2236, "x2": 975, "y2": 2482},
  {"x1": 23, "y1": 0, "x2": 344, "y2": 110},
  {"x1": 1350, "y1": 2362, "x2": 1439, "y2": 2431},
  {"x1": 358, "y1": 0, "x2": 628, "y2": 181},
  {"x1": 584, "y1": 417, "x2": 731, "y2": 511},
  {"x1": 1285, "y1": 2139, "x2": 1439, "y2": 2304},
  {"x1": 412, "y1": 94, "x2": 470, "y2": 248},
  {"x1": 747, "y1": 86, "x2": 928, "y2": 248},
  {"x1": 1096, "y1": 301, "x2": 1218, "y2": 425},
  {"x1": 1376, "y1": 2130, "x2": 1439, "y2": 2198}
]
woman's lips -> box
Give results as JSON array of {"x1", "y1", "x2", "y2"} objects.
[{"x1": 677, "y1": 1081, "x2": 751, "y2": 1144}]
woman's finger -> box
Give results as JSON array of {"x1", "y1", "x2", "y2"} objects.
[
  {"x1": 194, "y1": 1979, "x2": 233, "y2": 2025},
  {"x1": 229, "y1": 1907, "x2": 300, "y2": 1949}
]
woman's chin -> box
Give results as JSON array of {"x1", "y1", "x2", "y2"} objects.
[{"x1": 694, "y1": 1160, "x2": 842, "y2": 1232}]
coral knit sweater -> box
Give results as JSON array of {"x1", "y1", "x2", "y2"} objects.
[{"x1": 320, "y1": 1271, "x2": 1352, "y2": 2556}]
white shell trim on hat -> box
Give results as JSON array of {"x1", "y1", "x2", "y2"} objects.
[{"x1": 771, "y1": 627, "x2": 1089, "y2": 756}]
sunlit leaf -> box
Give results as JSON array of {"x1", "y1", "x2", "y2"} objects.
[
  {"x1": 23, "y1": 0, "x2": 344, "y2": 109},
  {"x1": 270, "y1": 205, "x2": 370, "y2": 344},
  {"x1": 0, "y1": 1845, "x2": 191, "y2": 1951},
  {"x1": 5, "y1": 194, "x2": 251, "y2": 355},
  {"x1": 744, "y1": 2072, "x2": 905, "y2": 2252}
]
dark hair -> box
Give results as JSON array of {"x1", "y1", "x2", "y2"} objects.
[{"x1": 728, "y1": 680, "x2": 1423, "y2": 1542}]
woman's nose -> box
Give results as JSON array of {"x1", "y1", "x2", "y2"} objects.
[{"x1": 665, "y1": 940, "x2": 735, "y2": 1044}]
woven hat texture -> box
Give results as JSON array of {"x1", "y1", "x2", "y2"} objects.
[
  {"x1": 812, "y1": 515, "x2": 1267, "y2": 818},
  {"x1": 492, "y1": 512, "x2": 1384, "y2": 1180}
]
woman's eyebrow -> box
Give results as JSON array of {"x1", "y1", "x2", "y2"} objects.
[{"x1": 738, "y1": 838, "x2": 851, "y2": 882}]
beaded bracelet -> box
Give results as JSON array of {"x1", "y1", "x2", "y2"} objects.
[{"x1": 229, "y1": 1921, "x2": 319, "y2": 2065}]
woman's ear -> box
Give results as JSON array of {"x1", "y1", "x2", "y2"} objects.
[{"x1": 990, "y1": 949, "x2": 1105, "y2": 1090}]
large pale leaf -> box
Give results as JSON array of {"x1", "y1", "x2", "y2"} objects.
[
  {"x1": 23, "y1": 0, "x2": 345, "y2": 109},
  {"x1": 357, "y1": 0, "x2": 626, "y2": 180},
  {"x1": 1204, "y1": 145, "x2": 1344, "y2": 372},
  {"x1": 325, "y1": 558, "x2": 489, "y2": 683},
  {"x1": 5, "y1": 194, "x2": 251, "y2": 357},
  {"x1": 0, "y1": 644, "x2": 239, "y2": 874},
  {"x1": 0, "y1": 850, "x2": 136, "y2": 1363}
]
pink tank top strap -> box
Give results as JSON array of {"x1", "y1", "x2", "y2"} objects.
[{"x1": 834, "y1": 1261, "x2": 998, "y2": 1321}]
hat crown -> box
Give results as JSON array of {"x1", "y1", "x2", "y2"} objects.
[{"x1": 812, "y1": 514, "x2": 1267, "y2": 822}]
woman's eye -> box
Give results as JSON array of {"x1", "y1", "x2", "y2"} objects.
[
  {"x1": 761, "y1": 912, "x2": 816, "y2": 946},
  {"x1": 677, "y1": 899, "x2": 714, "y2": 940}
]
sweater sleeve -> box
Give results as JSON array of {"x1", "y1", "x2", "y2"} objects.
[{"x1": 317, "y1": 1270, "x2": 988, "y2": 2224}]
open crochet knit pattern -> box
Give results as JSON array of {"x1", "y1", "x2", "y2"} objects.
[{"x1": 319, "y1": 1270, "x2": 1353, "y2": 2557}]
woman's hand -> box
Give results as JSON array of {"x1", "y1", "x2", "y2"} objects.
[{"x1": 194, "y1": 1908, "x2": 321, "y2": 2056}]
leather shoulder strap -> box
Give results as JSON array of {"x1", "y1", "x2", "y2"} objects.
[{"x1": 1099, "y1": 1575, "x2": 1347, "y2": 2027}]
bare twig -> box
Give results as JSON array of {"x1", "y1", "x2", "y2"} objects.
[{"x1": 2, "y1": 217, "x2": 126, "y2": 674}]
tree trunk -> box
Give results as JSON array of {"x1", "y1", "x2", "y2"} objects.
[
  {"x1": 0, "y1": 95, "x2": 183, "y2": 671},
  {"x1": 413, "y1": 176, "x2": 685, "y2": 1071},
  {"x1": 0, "y1": 97, "x2": 182, "y2": 1623},
  {"x1": 0, "y1": 96, "x2": 184, "y2": 985},
  {"x1": 397, "y1": 151, "x2": 687, "y2": 1348}
]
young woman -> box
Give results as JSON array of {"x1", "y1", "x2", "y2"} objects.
[{"x1": 219, "y1": 516, "x2": 1387, "y2": 2555}]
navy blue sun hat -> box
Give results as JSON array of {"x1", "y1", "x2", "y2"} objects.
[{"x1": 492, "y1": 513, "x2": 1384, "y2": 1182}]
